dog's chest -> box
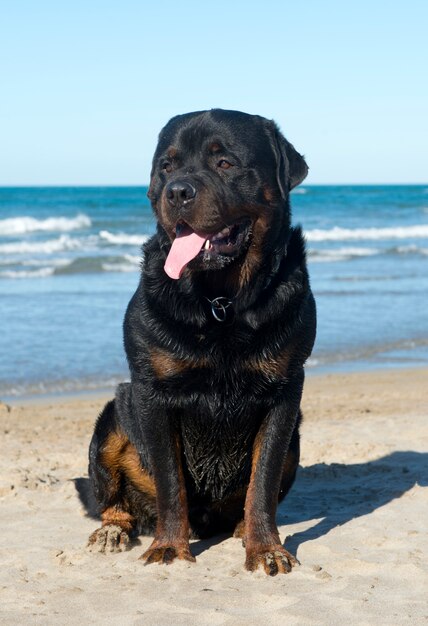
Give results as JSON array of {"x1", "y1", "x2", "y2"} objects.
[
  {"x1": 180, "y1": 402, "x2": 260, "y2": 500},
  {"x1": 150, "y1": 326, "x2": 290, "y2": 498}
]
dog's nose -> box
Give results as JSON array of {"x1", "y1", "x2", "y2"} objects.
[{"x1": 165, "y1": 180, "x2": 196, "y2": 206}]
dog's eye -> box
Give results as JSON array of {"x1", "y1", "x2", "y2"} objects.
[
  {"x1": 217, "y1": 159, "x2": 233, "y2": 170},
  {"x1": 162, "y1": 162, "x2": 173, "y2": 173}
]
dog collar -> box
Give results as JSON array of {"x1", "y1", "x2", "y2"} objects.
[{"x1": 205, "y1": 296, "x2": 233, "y2": 322}]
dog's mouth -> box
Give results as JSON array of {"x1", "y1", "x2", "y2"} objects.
[{"x1": 164, "y1": 220, "x2": 251, "y2": 279}]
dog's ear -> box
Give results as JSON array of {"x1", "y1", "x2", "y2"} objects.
[
  {"x1": 147, "y1": 178, "x2": 154, "y2": 201},
  {"x1": 147, "y1": 159, "x2": 159, "y2": 202},
  {"x1": 269, "y1": 122, "x2": 308, "y2": 196}
]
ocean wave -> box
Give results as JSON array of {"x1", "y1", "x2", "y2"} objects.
[
  {"x1": 102, "y1": 263, "x2": 138, "y2": 273},
  {"x1": 0, "y1": 253, "x2": 142, "y2": 279},
  {"x1": 0, "y1": 375, "x2": 128, "y2": 398},
  {"x1": 0, "y1": 267, "x2": 55, "y2": 279},
  {"x1": 309, "y1": 247, "x2": 380, "y2": 262},
  {"x1": 394, "y1": 244, "x2": 428, "y2": 256},
  {"x1": 0, "y1": 257, "x2": 73, "y2": 268},
  {"x1": 311, "y1": 337, "x2": 428, "y2": 368},
  {"x1": 305, "y1": 224, "x2": 428, "y2": 242},
  {"x1": 292, "y1": 188, "x2": 308, "y2": 195},
  {"x1": 123, "y1": 254, "x2": 141, "y2": 265},
  {"x1": 0, "y1": 213, "x2": 91, "y2": 236},
  {"x1": 309, "y1": 243, "x2": 428, "y2": 263},
  {"x1": 0, "y1": 234, "x2": 83, "y2": 255},
  {"x1": 306, "y1": 357, "x2": 319, "y2": 367},
  {"x1": 99, "y1": 230, "x2": 149, "y2": 245},
  {"x1": 24, "y1": 257, "x2": 72, "y2": 267},
  {"x1": 54, "y1": 255, "x2": 140, "y2": 275}
]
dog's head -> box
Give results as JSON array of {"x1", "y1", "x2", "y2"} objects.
[{"x1": 148, "y1": 109, "x2": 308, "y2": 281}]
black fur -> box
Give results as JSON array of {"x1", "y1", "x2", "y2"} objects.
[{"x1": 88, "y1": 109, "x2": 316, "y2": 574}]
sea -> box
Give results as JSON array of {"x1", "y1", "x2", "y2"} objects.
[{"x1": 1, "y1": 185, "x2": 427, "y2": 400}]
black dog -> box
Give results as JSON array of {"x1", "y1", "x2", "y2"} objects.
[{"x1": 87, "y1": 109, "x2": 316, "y2": 576}]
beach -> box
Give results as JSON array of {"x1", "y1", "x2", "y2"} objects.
[
  {"x1": 1, "y1": 368, "x2": 427, "y2": 625},
  {"x1": 1, "y1": 185, "x2": 427, "y2": 623}
]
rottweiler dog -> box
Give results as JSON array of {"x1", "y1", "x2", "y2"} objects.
[{"x1": 87, "y1": 109, "x2": 316, "y2": 576}]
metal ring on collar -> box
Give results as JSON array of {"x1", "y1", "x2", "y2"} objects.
[{"x1": 206, "y1": 296, "x2": 232, "y2": 322}]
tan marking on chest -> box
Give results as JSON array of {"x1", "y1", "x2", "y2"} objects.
[
  {"x1": 246, "y1": 348, "x2": 292, "y2": 378},
  {"x1": 150, "y1": 347, "x2": 209, "y2": 379}
]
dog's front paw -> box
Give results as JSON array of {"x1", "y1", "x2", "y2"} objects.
[
  {"x1": 140, "y1": 540, "x2": 195, "y2": 565},
  {"x1": 245, "y1": 544, "x2": 299, "y2": 576},
  {"x1": 87, "y1": 524, "x2": 130, "y2": 554}
]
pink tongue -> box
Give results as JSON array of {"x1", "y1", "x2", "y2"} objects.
[{"x1": 164, "y1": 230, "x2": 207, "y2": 279}]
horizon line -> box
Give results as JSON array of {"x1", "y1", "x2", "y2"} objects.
[{"x1": 1, "y1": 182, "x2": 427, "y2": 188}]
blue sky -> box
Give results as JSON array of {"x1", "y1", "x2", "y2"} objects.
[{"x1": 1, "y1": 0, "x2": 427, "y2": 185}]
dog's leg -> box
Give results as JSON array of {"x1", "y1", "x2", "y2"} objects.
[
  {"x1": 87, "y1": 399, "x2": 156, "y2": 553},
  {"x1": 244, "y1": 370, "x2": 304, "y2": 576},
  {"x1": 134, "y1": 388, "x2": 194, "y2": 565},
  {"x1": 234, "y1": 413, "x2": 301, "y2": 545},
  {"x1": 278, "y1": 410, "x2": 301, "y2": 501}
]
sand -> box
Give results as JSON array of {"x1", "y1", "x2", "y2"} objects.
[{"x1": 0, "y1": 368, "x2": 427, "y2": 625}]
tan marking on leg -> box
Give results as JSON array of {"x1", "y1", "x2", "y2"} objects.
[
  {"x1": 244, "y1": 422, "x2": 298, "y2": 574},
  {"x1": 99, "y1": 430, "x2": 127, "y2": 494},
  {"x1": 121, "y1": 442, "x2": 157, "y2": 498},
  {"x1": 100, "y1": 430, "x2": 156, "y2": 502},
  {"x1": 233, "y1": 519, "x2": 246, "y2": 540},
  {"x1": 244, "y1": 425, "x2": 266, "y2": 529},
  {"x1": 101, "y1": 505, "x2": 134, "y2": 533},
  {"x1": 89, "y1": 429, "x2": 156, "y2": 553}
]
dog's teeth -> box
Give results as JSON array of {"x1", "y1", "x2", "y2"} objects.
[
  {"x1": 211, "y1": 227, "x2": 231, "y2": 242},
  {"x1": 204, "y1": 239, "x2": 210, "y2": 250}
]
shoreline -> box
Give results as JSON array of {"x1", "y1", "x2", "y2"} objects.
[
  {"x1": 2, "y1": 363, "x2": 427, "y2": 407},
  {"x1": 1, "y1": 367, "x2": 427, "y2": 624}
]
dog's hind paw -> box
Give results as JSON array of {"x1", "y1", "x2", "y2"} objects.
[{"x1": 87, "y1": 524, "x2": 130, "y2": 554}]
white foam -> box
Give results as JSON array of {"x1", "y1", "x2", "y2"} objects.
[
  {"x1": 99, "y1": 230, "x2": 149, "y2": 246},
  {"x1": 123, "y1": 254, "x2": 142, "y2": 266},
  {"x1": 101, "y1": 254, "x2": 141, "y2": 273},
  {"x1": 292, "y1": 188, "x2": 308, "y2": 195},
  {"x1": 309, "y1": 247, "x2": 380, "y2": 262},
  {"x1": 0, "y1": 213, "x2": 91, "y2": 235},
  {"x1": 305, "y1": 224, "x2": 428, "y2": 242},
  {"x1": 25, "y1": 257, "x2": 72, "y2": 267},
  {"x1": 306, "y1": 357, "x2": 319, "y2": 367},
  {"x1": 0, "y1": 234, "x2": 83, "y2": 255},
  {"x1": 395, "y1": 244, "x2": 428, "y2": 256},
  {"x1": 102, "y1": 263, "x2": 139, "y2": 273},
  {"x1": 0, "y1": 267, "x2": 55, "y2": 279}
]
